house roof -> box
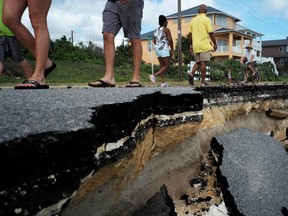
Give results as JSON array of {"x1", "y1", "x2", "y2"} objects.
[
  {"x1": 141, "y1": 30, "x2": 154, "y2": 40},
  {"x1": 140, "y1": 5, "x2": 263, "y2": 40},
  {"x1": 140, "y1": 27, "x2": 255, "y2": 40},
  {"x1": 166, "y1": 5, "x2": 241, "y2": 22},
  {"x1": 262, "y1": 38, "x2": 288, "y2": 47}
]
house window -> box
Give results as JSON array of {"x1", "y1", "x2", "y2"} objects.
[
  {"x1": 216, "y1": 15, "x2": 227, "y2": 27},
  {"x1": 218, "y1": 39, "x2": 229, "y2": 52},
  {"x1": 173, "y1": 18, "x2": 178, "y2": 24},
  {"x1": 280, "y1": 46, "x2": 284, "y2": 52},
  {"x1": 207, "y1": 15, "x2": 213, "y2": 24},
  {"x1": 184, "y1": 17, "x2": 191, "y2": 23},
  {"x1": 280, "y1": 58, "x2": 285, "y2": 65}
]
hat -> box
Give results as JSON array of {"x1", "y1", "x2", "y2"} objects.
[{"x1": 245, "y1": 44, "x2": 253, "y2": 49}]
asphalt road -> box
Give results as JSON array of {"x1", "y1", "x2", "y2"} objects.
[
  {"x1": 0, "y1": 86, "x2": 196, "y2": 143},
  {"x1": 215, "y1": 128, "x2": 288, "y2": 216}
]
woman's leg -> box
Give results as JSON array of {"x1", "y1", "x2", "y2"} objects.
[
  {"x1": 3, "y1": 0, "x2": 53, "y2": 86},
  {"x1": 154, "y1": 56, "x2": 170, "y2": 79},
  {"x1": 2, "y1": 0, "x2": 33, "y2": 52},
  {"x1": 27, "y1": 0, "x2": 51, "y2": 79}
]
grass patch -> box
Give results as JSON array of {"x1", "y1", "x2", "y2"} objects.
[{"x1": 1, "y1": 59, "x2": 287, "y2": 87}]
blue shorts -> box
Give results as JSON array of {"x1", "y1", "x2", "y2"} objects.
[
  {"x1": 102, "y1": 0, "x2": 144, "y2": 39},
  {"x1": 154, "y1": 49, "x2": 170, "y2": 58},
  {"x1": 0, "y1": 36, "x2": 24, "y2": 62}
]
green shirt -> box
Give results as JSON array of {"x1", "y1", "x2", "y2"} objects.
[{"x1": 0, "y1": 0, "x2": 14, "y2": 36}]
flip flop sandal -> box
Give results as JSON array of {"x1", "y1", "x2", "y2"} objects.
[
  {"x1": 44, "y1": 62, "x2": 57, "y2": 78},
  {"x1": 14, "y1": 80, "x2": 49, "y2": 90},
  {"x1": 125, "y1": 81, "x2": 144, "y2": 87},
  {"x1": 88, "y1": 79, "x2": 116, "y2": 88}
]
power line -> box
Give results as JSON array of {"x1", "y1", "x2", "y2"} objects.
[{"x1": 228, "y1": 0, "x2": 288, "y2": 38}]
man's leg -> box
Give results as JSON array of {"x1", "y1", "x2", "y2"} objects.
[
  {"x1": 248, "y1": 64, "x2": 256, "y2": 76},
  {"x1": 200, "y1": 61, "x2": 207, "y2": 85},
  {"x1": 130, "y1": 38, "x2": 142, "y2": 84},
  {"x1": 0, "y1": 62, "x2": 4, "y2": 76},
  {"x1": 188, "y1": 62, "x2": 200, "y2": 86},
  {"x1": 88, "y1": 32, "x2": 116, "y2": 86},
  {"x1": 18, "y1": 59, "x2": 33, "y2": 79}
]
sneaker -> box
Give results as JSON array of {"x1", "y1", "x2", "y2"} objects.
[
  {"x1": 161, "y1": 82, "x2": 169, "y2": 87},
  {"x1": 200, "y1": 82, "x2": 208, "y2": 87},
  {"x1": 149, "y1": 74, "x2": 156, "y2": 84}
]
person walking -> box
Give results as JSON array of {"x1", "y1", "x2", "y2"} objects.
[
  {"x1": 88, "y1": 0, "x2": 144, "y2": 88},
  {"x1": 0, "y1": 0, "x2": 32, "y2": 78},
  {"x1": 3, "y1": 0, "x2": 56, "y2": 89},
  {"x1": 149, "y1": 15, "x2": 174, "y2": 87},
  {"x1": 188, "y1": 4, "x2": 217, "y2": 87}
]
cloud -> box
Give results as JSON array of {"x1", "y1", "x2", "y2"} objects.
[{"x1": 20, "y1": 0, "x2": 287, "y2": 47}]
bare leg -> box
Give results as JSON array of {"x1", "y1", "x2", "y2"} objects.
[
  {"x1": 200, "y1": 61, "x2": 207, "y2": 85},
  {"x1": 191, "y1": 62, "x2": 200, "y2": 76},
  {"x1": 248, "y1": 65, "x2": 256, "y2": 75},
  {"x1": 0, "y1": 62, "x2": 4, "y2": 76},
  {"x1": 154, "y1": 56, "x2": 170, "y2": 83},
  {"x1": 18, "y1": 59, "x2": 33, "y2": 79},
  {"x1": 89, "y1": 32, "x2": 115, "y2": 86},
  {"x1": 3, "y1": 0, "x2": 53, "y2": 84},
  {"x1": 244, "y1": 69, "x2": 248, "y2": 82},
  {"x1": 130, "y1": 38, "x2": 142, "y2": 84}
]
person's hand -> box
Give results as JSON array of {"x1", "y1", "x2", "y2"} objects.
[{"x1": 189, "y1": 45, "x2": 193, "y2": 54}]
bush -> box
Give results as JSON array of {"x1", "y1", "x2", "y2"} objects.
[{"x1": 257, "y1": 62, "x2": 278, "y2": 81}]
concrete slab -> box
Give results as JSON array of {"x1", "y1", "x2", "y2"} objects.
[
  {"x1": 0, "y1": 87, "x2": 199, "y2": 143},
  {"x1": 214, "y1": 128, "x2": 288, "y2": 216}
]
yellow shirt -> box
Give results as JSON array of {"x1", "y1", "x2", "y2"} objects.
[{"x1": 190, "y1": 13, "x2": 213, "y2": 53}]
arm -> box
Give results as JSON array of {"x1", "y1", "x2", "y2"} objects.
[
  {"x1": 249, "y1": 51, "x2": 255, "y2": 62},
  {"x1": 164, "y1": 27, "x2": 174, "y2": 54},
  {"x1": 209, "y1": 32, "x2": 217, "y2": 51},
  {"x1": 188, "y1": 32, "x2": 193, "y2": 53}
]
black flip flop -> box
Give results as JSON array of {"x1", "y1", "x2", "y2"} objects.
[
  {"x1": 125, "y1": 81, "x2": 144, "y2": 87},
  {"x1": 44, "y1": 62, "x2": 57, "y2": 78},
  {"x1": 188, "y1": 73, "x2": 194, "y2": 86},
  {"x1": 88, "y1": 79, "x2": 115, "y2": 88},
  {"x1": 14, "y1": 80, "x2": 49, "y2": 90}
]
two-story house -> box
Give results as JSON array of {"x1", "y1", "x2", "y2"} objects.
[
  {"x1": 262, "y1": 38, "x2": 288, "y2": 75},
  {"x1": 141, "y1": 5, "x2": 264, "y2": 65}
]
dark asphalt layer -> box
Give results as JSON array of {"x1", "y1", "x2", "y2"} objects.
[
  {"x1": 0, "y1": 86, "x2": 196, "y2": 143},
  {"x1": 216, "y1": 128, "x2": 288, "y2": 216}
]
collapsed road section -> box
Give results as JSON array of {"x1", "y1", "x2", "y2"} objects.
[{"x1": 0, "y1": 84, "x2": 288, "y2": 216}]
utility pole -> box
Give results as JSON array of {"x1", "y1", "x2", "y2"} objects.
[
  {"x1": 177, "y1": 0, "x2": 182, "y2": 81},
  {"x1": 71, "y1": 30, "x2": 74, "y2": 45}
]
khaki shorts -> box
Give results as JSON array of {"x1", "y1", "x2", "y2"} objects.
[{"x1": 194, "y1": 51, "x2": 212, "y2": 63}]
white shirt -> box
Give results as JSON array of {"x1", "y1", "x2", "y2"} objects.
[{"x1": 244, "y1": 49, "x2": 255, "y2": 62}]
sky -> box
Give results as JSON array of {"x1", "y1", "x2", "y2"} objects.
[{"x1": 22, "y1": 0, "x2": 288, "y2": 47}]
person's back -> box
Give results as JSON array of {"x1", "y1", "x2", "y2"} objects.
[
  {"x1": 154, "y1": 27, "x2": 169, "y2": 51},
  {"x1": 187, "y1": 4, "x2": 217, "y2": 87},
  {"x1": 190, "y1": 12, "x2": 213, "y2": 53}
]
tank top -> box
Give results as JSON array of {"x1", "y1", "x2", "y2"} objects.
[{"x1": 154, "y1": 27, "x2": 169, "y2": 51}]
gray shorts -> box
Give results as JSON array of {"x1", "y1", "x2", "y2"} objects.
[
  {"x1": 102, "y1": 0, "x2": 144, "y2": 39},
  {"x1": 0, "y1": 36, "x2": 24, "y2": 62},
  {"x1": 194, "y1": 51, "x2": 212, "y2": 63}
]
